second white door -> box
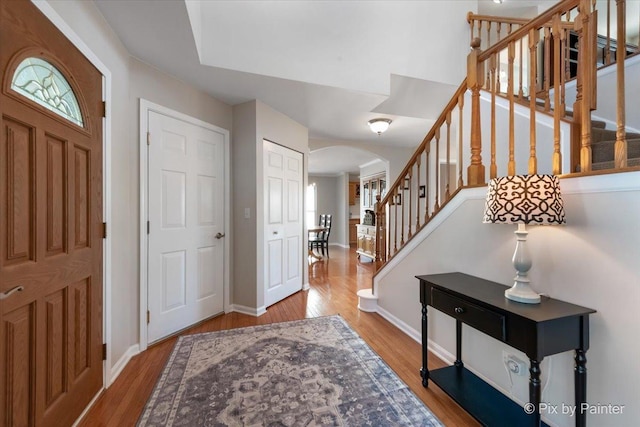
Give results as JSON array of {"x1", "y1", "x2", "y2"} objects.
[
  {"x1": 147, "y1": 110, "x2": 225, "y2": 343},
  {"x1": 264, "y1": 140, "x2": 303, "y2": 307}
]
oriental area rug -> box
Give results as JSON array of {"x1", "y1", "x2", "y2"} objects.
[{"x1": 138, "y1": 315, "x2": 442, "y2": 426}]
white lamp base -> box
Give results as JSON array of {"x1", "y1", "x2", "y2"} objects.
[
  {"x1": 506, "y1": 224, "x2": 541, "y2": 304},
  {"x1": 505, "y1": 282, "x2": 541, "y2": 304}
]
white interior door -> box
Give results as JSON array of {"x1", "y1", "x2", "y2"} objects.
[
  {"x1": 264, "y1": 140, "x2": 303, "y2": 307},
  {"x1": 147, "y1": 110, "x2": 225, "y2": 343}
]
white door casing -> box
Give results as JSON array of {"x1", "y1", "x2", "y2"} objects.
[
  {"x1": 264, "y1": 140, "x2": 303, "y2": 307},
  {"x1": 145, "y1": 108, "x2": 226, "y2": 344}
]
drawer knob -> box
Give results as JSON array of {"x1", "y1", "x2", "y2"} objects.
[{"x1": 454, "y1": 307, "x2": 465, "y2": 314}]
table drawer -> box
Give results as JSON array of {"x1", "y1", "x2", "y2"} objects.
[{"x1": 432, "y1": 288, "x2": 506, "y2": 341}]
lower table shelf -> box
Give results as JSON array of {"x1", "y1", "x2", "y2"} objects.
[{"x1": 430, "y1": 365, "x2": 550, "y2": 427}]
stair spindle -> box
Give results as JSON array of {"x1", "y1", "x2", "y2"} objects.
[
  {"x1": 529, "y1": 29, "x2": 539, "y2": 174},
  {"x1": 544, "y1": 26, "x2": 551, "y2": 112},
  {"x1": 446, "y1": 111, "x2": 452, "y2": 200},
  {"x1": 434, "y1": 127, "x2": 440, "y2": 211},
  {"x1": 553, "y1": 14, "x2": 563, "y2": 174},
  {"x1": 458, "y1": 93, "x2": 464, "y2": 189},
  {"x1": 508, "y1": 41, "x2": 516, "y2": 175},
  {"x1": 490, "y1": 53, "x2": 497, "y2": 179},
  {"x1": 615, "y1": 0, "x2": 627, "y2": 168}
]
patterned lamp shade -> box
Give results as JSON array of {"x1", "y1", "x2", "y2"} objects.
[{"x1": 483, "y1": 175, "x2": 566, "y2": 225}]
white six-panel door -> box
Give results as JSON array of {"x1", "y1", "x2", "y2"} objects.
[
  {"x1": 264, "y1": 140, "x2": 303, "y2": 307},
  {"x1": 147, "y1": 111, "x2": 225, "y2": 343}
]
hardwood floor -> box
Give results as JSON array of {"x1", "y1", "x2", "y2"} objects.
[{"x1": 79, "y1": 247, "x2": 478, "y2": 426}]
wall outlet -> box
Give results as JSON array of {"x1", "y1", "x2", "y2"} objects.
[{"x1": 503, "y1": 351, "x2": 528, "y2": 377}]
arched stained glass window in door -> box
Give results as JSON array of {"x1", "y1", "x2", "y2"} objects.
[{"x1": 11, "y1": 57, "x2": 84, "y2": 126}]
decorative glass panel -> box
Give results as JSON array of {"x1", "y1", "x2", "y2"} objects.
[{"x1": 11, "y1": 57, "x2": 84, "y2": 126}]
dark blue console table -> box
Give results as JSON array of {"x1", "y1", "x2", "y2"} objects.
[{"x1": 417, "y1": 272, "x2": 596, "y2": 427}]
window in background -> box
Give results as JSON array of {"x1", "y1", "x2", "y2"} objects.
[{"x1": 306, "y1": 183, "x2": 317, "y2": 226}]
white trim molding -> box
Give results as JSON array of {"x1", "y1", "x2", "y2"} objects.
[
  {"x1": 231, "y1": 304, "x2": 267, "y2": 317},
  {"x1": 108, "y1": 344, "x2": 140, "y2": 386}
]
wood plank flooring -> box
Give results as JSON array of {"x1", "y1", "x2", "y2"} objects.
[{"x1": 79, "y1": 247, "x2": 478, "y2": 426}]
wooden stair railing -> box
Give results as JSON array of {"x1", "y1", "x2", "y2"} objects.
[{"x1": 374, "y1": 0, "x2": 637, "y2": 274}]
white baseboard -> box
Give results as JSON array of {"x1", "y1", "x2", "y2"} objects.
[
  {"x1": 376, "y1": 306, "x2": 421, "y2": 343},
  {"x1": 109, "y1": 344, "x2": 140, "y2": 387},
  {"x1": 302, "y1": 282, "x2": 310, "y2": 290},
  {"x1": 329, "y1": 243, "x2": 350, "y2": 249},
  {"x1": 231, "y1": 304, "x2": 267, "y2": 317}
]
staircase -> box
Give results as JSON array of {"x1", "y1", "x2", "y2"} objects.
[
  {"x1": 369, "y1": 0, "x2": 639, "y2": 277},
  {"x1": 590, "y1": 125, "x2": 640, "y2": 170}
]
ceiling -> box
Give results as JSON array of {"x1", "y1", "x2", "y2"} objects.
[{"x1": 94, "y1": 0, "x2": 548, "y2": 174}]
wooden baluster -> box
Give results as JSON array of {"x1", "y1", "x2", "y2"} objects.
[
  {"x1": 400, "y1": 180, "x2": 405, "y2": 246},
  {"x1": 467, "y1": 38, "x2": 485, "y2": 185},
  {"x1": 496, "y1": 23, "x2": 503, "y2": 93},
  {"x1": 434, "y1": 127, "x2": 440, "y2": 211},
  {"x1": 560, "y1": 26, "x2": 567, "y2": 116},
  {"x1": 553, "y1": 15, "x2": 563, "y2": 174},
  {"x1": 416, "y1": 156, "x2": 421, "y2": 230},
  {"x1": 445, "y1": 111, "x2": 452, "y2": 199},
  {"x1": 564, "y1": 28, "x2": 572, "y2": 81},
  {"x1": 490, "y1": 52, "x2": 497, "y2": 179},
  {"x1": 577, "y1": 0, "x2": 593, "y2": 172},
  {"x1": 497, "y1": 22, "x2": 502, "y2": 44},
  {"x1": 606, "y1": 0, "x2": 612, "y2": 65},
  {"x1": 529, "y1": 29, "x2": 539, "y2": 174},
  {"x1": 458, "y1": 93, "x2": 464, "y2": 189},
  {"x1": 376, "y1": 198, "x2": 382, "y2": 264},
  {"x1": 518, "y1": 37, "x2": 524, "y2": 100},
  {"x1": 393, "y1": 187, "x2": 398, "y2": 254},
  {"x1": 407, "y1": 171, "x2": 412, "y2": 239},
  {"x1": 470, "y1": 16, "x2": 475, "y2": 44},
  {"x1": 508, "y1": 41, "x2": 516, "y2": 175},
  {"x1": 477, "y1": 19, "x2": 482, "y2": 41},
  {"x1": 615, "y1": 0, "x2": 627, "y2": 168},
  {"x1": 425, "y1": 145, "x2": 430, "y2": 224},
  {"x1": 544, "y1": 26, "x2": 551, "y2": 112},
  {"x1": 486, "y1": 21, "x2": 492, "y2": 88}
]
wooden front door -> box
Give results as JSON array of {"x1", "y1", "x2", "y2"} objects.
[{"x1": 0, "y1": 1, "x2": 103, "y2": 426}]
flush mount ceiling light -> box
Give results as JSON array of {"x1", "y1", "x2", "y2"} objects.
[
  {"x1": 493, "y1": 0, "x2": 503, "y2": 4},
  {"x1": 368, "y1": 118, "x2": 392, "y2": 135}
]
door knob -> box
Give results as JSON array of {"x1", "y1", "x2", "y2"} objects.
[
  {"x1": 0, "y1": 285, "x2": 24, "y2": 300},
  {"x1": 215, "y1": 232, "x2": 225, "y2": 239}
]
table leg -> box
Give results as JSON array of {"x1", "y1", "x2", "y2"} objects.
[
  {"x1": 529, "y1": 358, "x2": 542, "y2": 427},
  {"x1": 420, "y1": 303, "x2": 429, "y2": 387},
  {"x1": 575, "y1": 349, "x2": 587, "y2": 427},
  {"x1": 455, "y1": 319, "x2": 463, "y2": 368}
]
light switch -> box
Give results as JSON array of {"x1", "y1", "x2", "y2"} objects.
[{"x1": 244, "y1": 208, "x2": 250, "y2": 219}]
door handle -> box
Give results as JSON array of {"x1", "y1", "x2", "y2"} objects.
[
  {"x1": 0, "y1": 285, "x2": 24, "y2": 300},
  {"x1": 215, "y1": 232, "x2": 225, "y2": 239}
]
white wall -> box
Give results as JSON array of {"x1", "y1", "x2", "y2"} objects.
[
  {"x1": 43, "y1": 0, "x2": 233, "y2": 373},
  {"x1": 374, "y1": 172, "x2": 640, "y2": 427},
  {"x1": 309, "y1": 138, "x2": 415, "y2": 186},
  {"x1": 308, "y1": 174, "x2": 347, "y2": 247},
  {"x1": 564, "y1": 56, "x2": 640, "y2": 132}
]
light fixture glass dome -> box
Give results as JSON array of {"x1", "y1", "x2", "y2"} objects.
[{"x1": 368, "y1": 118, "x2": 392, "y2": 135}]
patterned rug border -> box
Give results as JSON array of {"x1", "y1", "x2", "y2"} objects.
[{"x1": 138, "y1": 314, "x2": 442, "y2": 426}]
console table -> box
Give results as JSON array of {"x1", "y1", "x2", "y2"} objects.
[{"x1": 417, "y1": 273, "x2": 596, "y2": 427}]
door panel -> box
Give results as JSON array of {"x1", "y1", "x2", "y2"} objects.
[
  {"x1": 147, "y1": 111, "x2": 224, "y2": 343},
  {"x1": 46, "y1": 135, "x2": 67, "y2": 256},
  {"x1": 264, "y1": 140, "x2": 303, "y2": 307},
  {"x1": 1, "y1": 1, "x2": 103, "y2": 425}
]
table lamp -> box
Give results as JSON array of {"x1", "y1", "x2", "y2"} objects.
[{"x1": 483, "y1": 175, "x2": 565, "y2": 304}]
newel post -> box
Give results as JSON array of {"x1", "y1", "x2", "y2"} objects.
[{"x1": 467, "y1": 37, "x2": 486, "y2": 185}]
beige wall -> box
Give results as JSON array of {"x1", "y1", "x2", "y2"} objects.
[{"x1": 233, "y1": 100, "x2": 309, "y2": 311}]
